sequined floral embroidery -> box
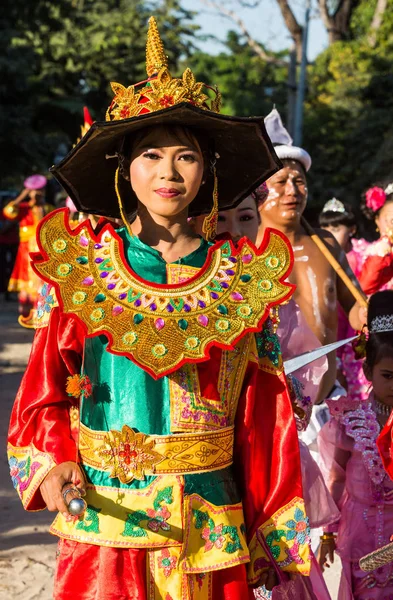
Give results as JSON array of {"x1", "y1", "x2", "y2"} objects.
[
  {"x1": 265, "y1": 509, "x2": 310, "y2": 569},
  {"x1": 157, "y1": 547, "x2": 177, "y2": 577},
  {"x1": 193, "y1": 509, "x2": 243, "y2": 554},
  {"x1": 36, "y1": 283, "x2": 55, "y2": 319},
  {"x1": 9, "y1": 455, "x2": 42, "y2": 493},
  {"x1": 256, "y1": 324, "x2": 281, "y2": 367},
  {"x1": 285, "y1": 507, "x2": 310, "y2": 545},
  {"x1": 122, "y1": 486, "x2": 173, "y2": 538},
  {"x1": 97, "y1": 425, "x2": 164, "y2": 483}
]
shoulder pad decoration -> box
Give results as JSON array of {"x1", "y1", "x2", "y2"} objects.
[{"x1": 32, "y1": 209, "x2": 294, "y2": 379}]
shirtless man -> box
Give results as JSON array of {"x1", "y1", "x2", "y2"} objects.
[{"x1": 258, "y1": 110, "x2": 363, "y2": 401}]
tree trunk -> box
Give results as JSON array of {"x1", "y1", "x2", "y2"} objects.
[
  {"x1": 319, "y1": 0, "x2": 360, "y2": 43},
  {"x1": 275, "y1": 0, "x2": 303, "y2": 60},
  {"x1": 368, "y1": 0, "x2": 388, "y2": 47}
]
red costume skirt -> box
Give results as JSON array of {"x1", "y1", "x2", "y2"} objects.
[{"x1": 54, "y1": 539, "x2": 254, "y2": 600}]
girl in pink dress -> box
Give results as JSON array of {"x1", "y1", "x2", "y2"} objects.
[{"x1": 318, "y1": 290, "x2": 393, "y2": 599}]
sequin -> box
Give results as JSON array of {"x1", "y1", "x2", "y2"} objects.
[
  {"x1": 185, "y1": 336, "x2": 200, "y2": 350},
  {"x1": 122, "y1": 331, "x2": 138, "y2": 346},
  {"x1": 217, "y1": 305, "x2": 228, "y2": 315},
  {"x1": 266, "y1": 256, "x2": 280, "y2": 269},
  {"x1": 90, "y1": 308, "x2": 105, "y2": 322},
  {"x1": 155, "y1": 318, "x2": 165, "y2": 330},
  {"x1": 52, "y1": 239, "x2": 67, "y2": 253},
  {"x1": 72, "y1": 291, "x2": 88, "y2": 305},
  {"x1": 258, "y1": 279, "x2": 273, "y2": 292},
  {"x1": 57, "y1": 263, "x2": 72, "y2": 277},
  {"x1": 152, "y1": 343, "x2": 168, "y2": 357},
  {"x1": 76, "y1": 256, "x2": 88, "y2": 265},
  {"x1": 82, "y1": 276, "x2": 94, "y2": 286},
  {"x1": 94, "y1": 293, "x2": 106, "y2": 303},
  {"x1": 237, "y1": 305, "x2": 252, "y2": 318},
  {"x1": 198, "y1": 315, "x2": 209, "y2": 327},
  {"x1": 231, "y1": 292, "x2": 243, "y2": 302},
  {"x1": 178, "y1": 319, "x2": 188, "y2": 331},
  {"x1": 216, "y1": 319, "x2": 230, "y2": 332}
]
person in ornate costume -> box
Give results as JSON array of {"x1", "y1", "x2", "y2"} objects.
[
  {"x1": 3, "y1": 175, "x2": 53, "y2": 324},
  {"x1": 8, "y1": 18, "x2": 316, "y2": 600},
  {"x1": 318, "y1": 290, "x2": 393, "y2": 599}
]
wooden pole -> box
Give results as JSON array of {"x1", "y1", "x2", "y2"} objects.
[{"x1": 301, "y1": 217, "x2": 368, "y2": 308}]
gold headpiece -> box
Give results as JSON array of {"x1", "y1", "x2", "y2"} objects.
[{"x1": 106, "y1": 17, "x2": 221, "y2": 122}]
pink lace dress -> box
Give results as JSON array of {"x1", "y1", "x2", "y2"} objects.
[{"x1": 319, "y1": 394, "x2": 393, "y2": 599}]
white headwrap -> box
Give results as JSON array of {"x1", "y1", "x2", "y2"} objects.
[{"x1": 264, "y1": 108, "x2": 312, "y2": 172}]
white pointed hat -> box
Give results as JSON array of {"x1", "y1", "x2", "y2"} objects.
[{"x1": 264, "y1": 108, "x2": 312, "y2": 172}]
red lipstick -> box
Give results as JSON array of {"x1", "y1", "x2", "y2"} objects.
[{"x1": 155, "y1": 188, "x2": 181, "y2": 198}]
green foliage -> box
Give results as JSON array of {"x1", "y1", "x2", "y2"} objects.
[
  {"x1": 1, "y1": 0, "x2": 197, "y2": 187},
  {"x1": 188, "y1": 30, "x2": 288, "y2": 117},
  {"x1": 302, "y1": 0, "x2": 393, "y2": 217}
]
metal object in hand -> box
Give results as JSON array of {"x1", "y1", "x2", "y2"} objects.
[
  {"x1": 68, "y1": 497, "x2": 87, "y2": 516},
  {"x1": 62, "y1": 485, "x2": 87, "y2": 516},
  {"x1": 360, "y1": 540, "x2": 393, "y2": 571}
]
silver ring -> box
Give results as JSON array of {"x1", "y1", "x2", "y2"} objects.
[{"x1": 62, "y1": 486, "x2": 77, "y2": 502}]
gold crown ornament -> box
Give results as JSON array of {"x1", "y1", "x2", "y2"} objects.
[
  {"x1": 106, "y1": 17, "x2": 221, "y2": 122},
  {"x1": 50, "y1": 17, "x2": 280, "y2": 222}
]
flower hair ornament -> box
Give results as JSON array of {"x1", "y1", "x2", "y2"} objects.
[{"x1": 365, "y1": 183, "x2": 393, "y2": 213}]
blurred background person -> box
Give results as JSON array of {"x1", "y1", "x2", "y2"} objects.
[{"x1": 3, "y1": 175, "x2": 53, "y2": 324}]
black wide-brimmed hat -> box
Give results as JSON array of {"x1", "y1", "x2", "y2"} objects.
[{"x1": 50, "y1": 18, "x2": 281, "y2": 219}]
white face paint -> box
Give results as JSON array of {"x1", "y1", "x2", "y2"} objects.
[
  {"x1": 306, "y1": 267, "x2": 322, "y2": 329},
  {"x1": 267, "y1": 187, "x2": 279, "y2": 200},
  {"x1": 293, "y1": 245, "x2": 304, "y2": 252},
  {"x1": 295, "y1": 255, "x2": 309, "y2": 262},
  {"x1": 323, "y1": 278, "x2": 337, "y2": 311},
  {"x1": 263, "y1": 200, "x2": 277, "y2": 211}
]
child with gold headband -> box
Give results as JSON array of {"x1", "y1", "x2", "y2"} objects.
[{"x1": 8, "y1": 18, "x2": 315, "y2": 600}]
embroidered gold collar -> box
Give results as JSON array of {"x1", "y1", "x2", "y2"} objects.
[{"x1": 33, "y1": 209, "x2": 294, "y2": 378}]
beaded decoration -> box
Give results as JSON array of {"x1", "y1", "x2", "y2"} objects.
[
  {"x1": 32, "y1": 209, "x2": 295, "y2": 379},
  {"x1": 326, "y1": 396, "x2": 386, "y2": 486},
  {"x1": 370, "y1": 314, "x2": 393, "y2": 334}
]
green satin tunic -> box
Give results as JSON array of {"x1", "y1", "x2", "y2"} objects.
[{"x1": 81, "y1": 229, "x2": 240, "y2": 505}]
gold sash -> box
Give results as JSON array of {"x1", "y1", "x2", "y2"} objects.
[{"x1": 79, "y1": 422, "x2": 234, "y2": 483}]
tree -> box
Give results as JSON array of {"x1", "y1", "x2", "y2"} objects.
[
  {"x1": 188, "y1": 30, "x2": 288, "y2": 117},
  {"x1": 304, "y1": 0, "x2": 393, "y2": 212},
  {"x1": 0, "y1": 0, "x2": 198, "y2": 188}
]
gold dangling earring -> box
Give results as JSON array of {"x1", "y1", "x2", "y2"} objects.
[
  {"x1": 202, "y1": 164, "x2": 218, "y2": 241},
  {"x1": 115, "y1": 166, "x2": 134, "y2": 238}
]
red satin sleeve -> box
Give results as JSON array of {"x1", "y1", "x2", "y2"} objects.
[
  {"x1": 234, "y1": 358, "x2": 309, "y2": 581},
  {"x1": 7, "y1": 307, "x2": 85, "y2": 510},
  {"x1": 358, "y1": 253, "x2": 393, "y2": 295}
]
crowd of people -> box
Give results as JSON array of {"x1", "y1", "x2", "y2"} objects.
[{"x1": 5, "y1": 16, "x2": 393, "y2": 600}]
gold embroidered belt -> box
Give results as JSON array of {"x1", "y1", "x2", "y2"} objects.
[{"x1": 79, "y1": 422, "x2": 234, "y2": 484}]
